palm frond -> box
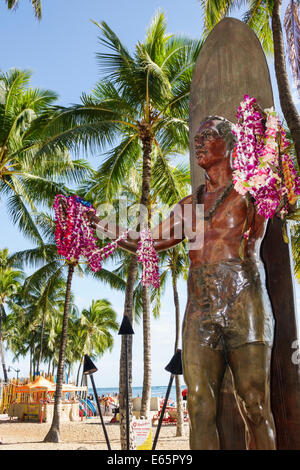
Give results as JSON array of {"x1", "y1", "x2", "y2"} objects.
[
  {"x1": 143, "y1": 10, "x2": 169, "y2": 63},
  {"x1": 91, "y1": 133, "x2": 140, "y2": 201},
  {"x1": 152, "y1": 157, "x2": 191, "y2": 207},
  {"x1": 93, "y1": 20, "x2": 145, "y2": 103},
  {"x1": 199, "y1": 0, "x2": 233, "y2": 37},
  {"x1": 243, "y1": 0, "x2": 274, "y2": 56},
  {"x1": 84, "y1": 266, "x2": 127, "y2": 291},
  {"x1": 6, "y1": 191, "x2": 44, "y2": 245},
  {"x1": 8, "y1": 244, "x2": 58, "y2": 269},
  {"x1": 5, "y1": 0, "x2": 42, "y2": 19}
]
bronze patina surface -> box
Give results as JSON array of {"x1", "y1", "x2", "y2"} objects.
[
  {"x1": 188, "y1": 17, "x2": 300, "y2": 450},
  {"x1": 89, "y1": 18, "x2": 300, "y2": 450}
]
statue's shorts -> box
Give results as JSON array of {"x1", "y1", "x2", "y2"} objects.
[{"x1": 182, "y1": 258, "x2": 274, "y2": 350}]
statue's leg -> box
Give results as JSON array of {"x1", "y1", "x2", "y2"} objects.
[
  {"x1": 228, "y1": 343, "x2": 276, "y2": 450},
  {"x1": 182, "y1": 344, "x2": 226, "y2": 449}
]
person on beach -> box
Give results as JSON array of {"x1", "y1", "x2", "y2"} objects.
[{"x1": 88, "y1": 117, "x2": 276, "y2": 450}]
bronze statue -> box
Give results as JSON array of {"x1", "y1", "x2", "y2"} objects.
[{"x1": 89, "y1": 115, "x2": 277, "y2": 450}]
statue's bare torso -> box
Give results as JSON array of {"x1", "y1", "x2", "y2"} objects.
[{"x1": 169, "y1": 187, "x2": 266, "y2": 265}]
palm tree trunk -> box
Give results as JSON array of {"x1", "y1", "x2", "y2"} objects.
[
  {"x1": 172, "y1": 272, "x2": 184, "y2": 437},
  {"x1": 272, "y1": 0, "x2": 300, "y2": 167},
  {"x1": 139, "y1": 125, "x2": 152, "y2": 211},
  {"x1": 76, "y1": 358, "x2": 83, "y2": 387},
  {"x1": 44, "y1": 263, "x2": 75, "y2": 443},
  {"x1": 29, "y1": 349, "x2": 32, "y2": 379},
  {"x1": 0, "y1": 305, "x2": 8, "y2": 383},
  {"x1": 119, "y1": 254, "x2": 138, "y2": 450},
  {"x1": 139, "y1": 124, "x2": 153, "y2": 420},
  {"x1": 37, "y1": 312, "x2": 46, "y2": 373},
  {"x1": 32, "y1": 346, "x2": 36, "y2": 376},
  {"x1": 140, "y1": 286, "x2": 151, "y2": 418}
]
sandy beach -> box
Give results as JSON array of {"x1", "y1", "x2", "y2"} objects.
[{"x1": 0, "y1": 414, "x2": 190, "y2": 450}]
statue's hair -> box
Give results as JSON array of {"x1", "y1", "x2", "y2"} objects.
[{"x1": 197, "y1": 115, "x2": 237, "y2": 153}]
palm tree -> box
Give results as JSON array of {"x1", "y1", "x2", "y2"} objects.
[
  {"x1": 159, "y1": 245, "x2": 189, "y2": 436},
  {"x1": 73, "y1": 299, "x2": 119, "y2": 387},
  {"x1": 9, "y1": 208, "x2": 125, "y2": 440},
  {"x1": 8, "y1": 214, "x2": 78, "y2": 442},
  {"x1": 5, "y1": 0, "x2": 42, "y2": 19},
  {"x1": 0, "y1": 248, "x2": 24, "y2": 382},
  {"x1": 0, "y1": 69, "x2": 90, "y2": 244},
  {"x1": 79, "y1": 299, "x2": 119, "y2": 355},
  {"x1": 19, "y1": 278, "x2": 67, "y2": 374},
  {"x1": 198, "y1": 0, "x2": 300, "y2": 168},
  {"x1": 43, "y1": 260, "x2": 76, "y2": 442}
]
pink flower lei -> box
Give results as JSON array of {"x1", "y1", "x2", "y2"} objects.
[
  {"x1": 137, "y1": 228, "x2": 160, "y2": 289},
  {"x1": 53, "y1": 195, "x2": 160, "y2": 288},
  {"x1": 53, "y1": 195, "x2": 128, "y2": 272},
  {"x1": 232, "y1": 95, "x2": 300, "y2": 219}
]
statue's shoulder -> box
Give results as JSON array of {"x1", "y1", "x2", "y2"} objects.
[
  {"x1": 191, "y1": 184, "x2": 206, "y2": 206},
  {"x1": 178, "y1": 193, "x2": 193, "y2": 207}
]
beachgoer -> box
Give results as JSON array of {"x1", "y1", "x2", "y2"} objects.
[{"x1": 88, "y1": 116, "x2": 276, "y2": 450}]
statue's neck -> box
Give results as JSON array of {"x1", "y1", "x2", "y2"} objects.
[{"x1": 205, "y1": 161, "x2": 232, "y2": 192}]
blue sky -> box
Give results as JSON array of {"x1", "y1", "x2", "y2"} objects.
[{"x1": 0, "y1": 0, "x2": 299, "y2": 387}]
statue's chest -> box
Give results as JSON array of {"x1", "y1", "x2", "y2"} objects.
[{"x1": 192, "y1": 187, "x2": 248, "y2": 231}]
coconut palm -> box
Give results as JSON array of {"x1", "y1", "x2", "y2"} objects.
[
  {"x1": 158, "y1": 244, "x2": 189, "y2": 436},
  {"x1": 0, "y1": 69, "x2": 91, "y2": 244},
  {"x1": 198, "y1": 0, "x2": 300, "y2": 168},
  {"x1": 7, "y1": 211, "x2": 79, "y2": 441},
  {"x1": 9, "y1": 208, "x2": 126, "y2": 441},
  {"x1": 43, "y1": 259, "x2": 75, "y2": 442},
  {"x1": 22, "y1": 279, "x2": 68, "y2": 373},
  {"x1": 74, "y1": 299, "x2": 119, "y2": 384},
  {"x1": 5, "y1": 0, "x2": 42, "y2": 19},
  {"x1": 0, "y1": 248, "x2": 24, "y2": 382}
]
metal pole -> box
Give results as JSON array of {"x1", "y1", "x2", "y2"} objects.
[
  {"x1": 152, "y1": 374, "x2": 174, "y2": 450},
  {"x1": 89, "y1": 374, "x2": 111, "y2": 450},
  {"x1": 125, "y1": 334, "x2": 130, "y2": 451}
]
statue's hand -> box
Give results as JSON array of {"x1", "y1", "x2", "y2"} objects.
[{"x1": 86, "y1": 209, "x2": 98, "y2": 229}]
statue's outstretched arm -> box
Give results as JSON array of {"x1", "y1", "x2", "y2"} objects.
[{"x1": 89, "y1": 201, "x2": 186, "y2": 254}]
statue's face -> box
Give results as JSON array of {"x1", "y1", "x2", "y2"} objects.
[{"x1": 194, "y1": 120, "x2": 227, "y2": 169}]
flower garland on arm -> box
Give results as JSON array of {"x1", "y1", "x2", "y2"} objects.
[
  {"x1": 53, "y1": 195, "x2": 160, "y2": 288},
  {"x1": 232, "y1": 95, "x2": 300, "y2": 222},
  {"x1": 136, "y1": 228, "x2": 160, "y2": 289},
  {"x1": 53, "y1": 195, "x2": 128, "y2": 272}
]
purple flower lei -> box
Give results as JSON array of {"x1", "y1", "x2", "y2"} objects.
[
  {"x1": 53, "y1": 195, "x2": 128, "y2": 272},
  {"x1": 232, "y1": 95, "x2": 300, "y2": 219},
  {"x1": 136, "y1": 229, "x2": 160, "y2": 289}
]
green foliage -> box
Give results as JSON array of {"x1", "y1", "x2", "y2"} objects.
[
  {"x1": 0, "y1": 68, "x2": 92, "y2": 244},
  {"x1": 5, "y1": 0, "x2": 42, "y2": 19},
  {"x1": 199, "y1": 0, "x2": 274, "y2": 55},
  {"x1": 36, "y1": 12, "x2": 200, "y2": 204}
]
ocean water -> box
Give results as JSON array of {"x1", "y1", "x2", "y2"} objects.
[{"x1": 90, "y1": 385, "x2": 186, "y2": 404}]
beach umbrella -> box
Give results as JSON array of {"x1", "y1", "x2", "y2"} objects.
[
  {"x1": 118, "y1": 315, "x2": 134, "y2": 450},
  {"x1": 15, "y1": 376, "x2": 56, "y2": 393},
  {"x1": 83, "y1": 354, "x2": 111, "y2": 450},
  {"x1": 152, "y1": 349, "x2": 183, "y2": 450}
]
